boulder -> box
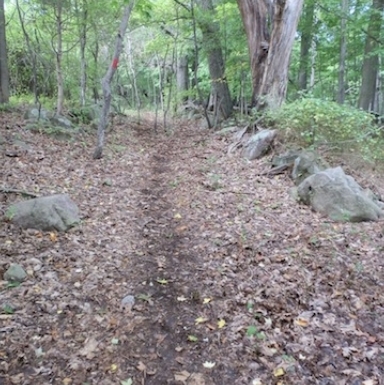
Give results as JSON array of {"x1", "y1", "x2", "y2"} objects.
[
  {"x1": 292, "y1": 151, "x2": 323, "y2": 185},
  {"x1": 7, "y1": 194, "x2": 80, "y2": 231},
  {"x1": 297, "y1": 167, "x2": 383, "y2": 222},
  {"x1": 271, "y1": 150, "x2": 301, "y2": 168},
  {"x1": 49, "y1": 115, "x2": 72, "y2": 129},
  {"x1": 24, "y1": 107, "x2": 50, "y2": 121},
  {"x1": 241, "y1": 129, "x2": 277, "y2": 160}
]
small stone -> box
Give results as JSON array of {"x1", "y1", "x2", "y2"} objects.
[
  {"x1": 4, "y1": 264, "x2": 27, "y2": 282},
  {"x1": 121, "y1": 295, "x2": 135, "y2": 310},
  {"x1": 102, "y1": 179, "x2": 113, "y2": 186}
]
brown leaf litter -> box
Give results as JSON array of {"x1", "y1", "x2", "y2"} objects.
[{"x1": 0, "y1": 110, "x2": 384, "y2": 385}]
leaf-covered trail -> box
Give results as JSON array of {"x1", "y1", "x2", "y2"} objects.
[{"x1": 1, "y1": 113, "x2": 384, "y2": 385}]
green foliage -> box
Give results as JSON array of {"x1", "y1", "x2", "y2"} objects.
[
  {"x1": 264, "y1": 98, "x2": 384, "y2": 161},
  {"x1": 5, "y1": 206, "x2": 16, "y2": 221},
  {"x1": 1, "y1": 304, "x2": 15, "y2": 314},
  {"x1": 246, "y1": 325, "x2": 266, "y2": 340}
]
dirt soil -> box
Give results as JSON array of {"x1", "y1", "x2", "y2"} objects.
[{"x1": 1, "y1": 110, "x2": 384, "y2": 385}]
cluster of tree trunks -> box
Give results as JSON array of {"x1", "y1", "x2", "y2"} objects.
[{"x1": 237, "y1": 0, "x2": 304, "y2": 110}]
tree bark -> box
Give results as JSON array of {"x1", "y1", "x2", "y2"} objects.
[
  {"x1": 197, "y1": 0, "x2": 233, "y2": 120},
  {"x1": 358, "y1": 0, "x2": 384, "y2": 112},
  {"x1": 237, "y1": 0, "x2": 304, "y2": 109},
  {"x1": 55, "y1": 1, "x2": 64, "y2": 115},
  {"x1": 76, "y1": 0, "x2": 88, "y2": 107},
  {"x1": 16, "y1": 0, "x2": 38, "y2": 103},
  {"x1": 337, "y1": 0, "x2": 348, "y2": 104},
  {"x1": 0, "y1": 0, "x2": 9, "y2": 104},
  {"x1": 176, "y1": 55, "x2": 189, "y2": 103},
  {"x1": 298, "y1": 0, "x2": 315, "y2": 92},
  {"x1": 93, "y1": 2, "x2": 135, "y2": 159}
]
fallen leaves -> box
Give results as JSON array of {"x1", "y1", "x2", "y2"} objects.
[
  {"x1": 120, "y1": 379, "x2": 133, "y2": 385},
  {"x1": 202, "y1": 361, "x2": 215, "y2": 369},
  {"x1": 187, "y1": 335, "x2": 198, "y2": 342},
  {"x1": 203, "y1": 297, "x2": 212, "y2": 304},
  {"x1": 273, "y1": 367, "x2": 285, "y2": 377},
  {"x1": 79, "y1": 337, "x2": 99, "y2": 360},
  {"x1": 1, "y1": 113, "x2": 384, "y2": 385},
  {"x1": 195, "y1": 317, "x2": 208, "y2": 325},
  {"x1": 217, "y1": 319, "x2": 226, "y2": 329}
]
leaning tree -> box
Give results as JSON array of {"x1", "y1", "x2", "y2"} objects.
[{"x1": 237, "y1": 0, "x2": 303, "y2": 110}]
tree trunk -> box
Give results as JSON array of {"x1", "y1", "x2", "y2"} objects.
[
  {"x1": 93, "y1": 2, "x2": 135, "y2": 159},
  {"x1": 16, "y1": 0, "x2": 39, "y2": 103},
  {"x1": 197, "y1": 0, "x2": 233, "y2": 120},
  {"x1": 337, "y1": 0, "x2": 348, "y2": 104},
  {"x1": 237, "y1": 0, "x2": 304, "y2": 109},
  {"x1": 176, "y1": 55, "x2": 189, "y2": 103},
  {"x1": 78, "y1": 0, "x2": 88, "y2": 107},
  {"x1": 91, "y1": 23, "x2": 100, "y2": 103},
  {"x1": 55, "y1": 1, "x2": 64, "y2": 115},
  {"x1": 0, "y1": 0, "x2": 9, "y2": 104},
  {"x1": 298, "y1": 0, "x2": 315, "y2": 92},
  {"x1": 358, "y1": 0, "x2": 384, "y2": 112}
]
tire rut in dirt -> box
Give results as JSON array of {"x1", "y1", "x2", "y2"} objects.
[{"x1": 129, "y1": 148, "x2": 204, "y2": 384}]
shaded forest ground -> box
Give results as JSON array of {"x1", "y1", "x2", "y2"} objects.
[{"x1": 1, "y1": 110, "x2": 384, "y2": 385}]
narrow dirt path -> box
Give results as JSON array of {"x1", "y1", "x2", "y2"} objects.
[
  {"x1": 1, "y1": 113, "x2": 384, "y2": 385},
  {"x1": 119, "y1": 125, "x2": 241, "y2": 384}
]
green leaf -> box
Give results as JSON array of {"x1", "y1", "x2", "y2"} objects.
[
  {"x1": 120, "y1": 378, "x2": 133, "y2": 385},
  {"x1": 6, "y1": 281, "x2": 21, "y2": 289},
  {"x1": 246, "y1": 325, "x2": 258, "y2": 337},
  {"x1": 2, "y1": 304, "x2": 14, "y2": 314}
]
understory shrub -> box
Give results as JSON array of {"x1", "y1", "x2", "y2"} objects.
[{"x1": 263, "y1": 98, "x2": 384, "y2": 162}]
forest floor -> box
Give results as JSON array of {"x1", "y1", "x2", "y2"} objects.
[{"x1": 1, "y1": 110, "x2": 384, "y2": 385}]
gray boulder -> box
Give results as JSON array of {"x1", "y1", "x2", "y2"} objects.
[
  {"x1": 24, "y1": 107, "x2": 50, "y2": 121},
  {"x1": 7, "y1": 194, "x2": 80, "y2": 231},
  {"x1": 292, "y1": 151, "x2": 323, "y2": 185},
  {"x1": 241, "y1": 129, "x2": 277, "y2": 160},
  {"x1": 50, "y1": 115, "x2": 72, "y2": 129},
  {"x1": 271, "y1": 150, "x2": 301, "y2": 168},
  {"x1": 297, "y1": 167, "x2": 383, "y2": 222}
]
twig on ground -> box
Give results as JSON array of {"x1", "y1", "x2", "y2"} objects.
[{"x1": 0, "y1": 188, "x2": 38, "y2": 198}]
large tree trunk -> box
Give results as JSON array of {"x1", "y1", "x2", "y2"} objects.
[
  {"x1": 0, "y1": 0, "x2": 9, "y2": 104},
  {"x1": 298, "y1": 0, "x2": 315, "y2": 92},
  {"x1": 237, "y1": 0, "x2": 304, "y2": 109},
  {"x1": 93, "y1": 2, "x2": 135, "y2": 159},
  {"x1": 358, "y1": 0, "x2": 384, "y2": 112},
  {"x1": 197, "y1": 0, "x2": 233, "y2": 120},
  {"x1": 337, "y1": 0, "x2": 348, "y2": 104}
]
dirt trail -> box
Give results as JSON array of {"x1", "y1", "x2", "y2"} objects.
[
  {"x1": 125, "y1": 129, "x2": 230, "y2": 384},
  {"x1": 1, "y1": 113, "x2": 384, "y2": 385}
]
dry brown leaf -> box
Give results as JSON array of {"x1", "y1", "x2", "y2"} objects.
[
  {"x1": 295, "y1": 318, "x2": 309, "y2": 327},
  {"x1": 174, "y1": 370, "x2": 191, "y2": 382},
  {"x1": 187, "y1": 373, "x2": 206, "y2": 385},
  {"x1": 79, "y1": 337, "x2": 99, "y2": 359},
  {"x1": 137, "y1": 361, "x2": 146, "y2": 372}
]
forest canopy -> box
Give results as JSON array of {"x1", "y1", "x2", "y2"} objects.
[{"x1": 0, "y1": 0, "x2": 383, "y2": 120}]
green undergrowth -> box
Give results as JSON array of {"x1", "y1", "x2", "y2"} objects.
[{"x1": 263, "y1": 98, "x2": 384, "y2": 163}]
